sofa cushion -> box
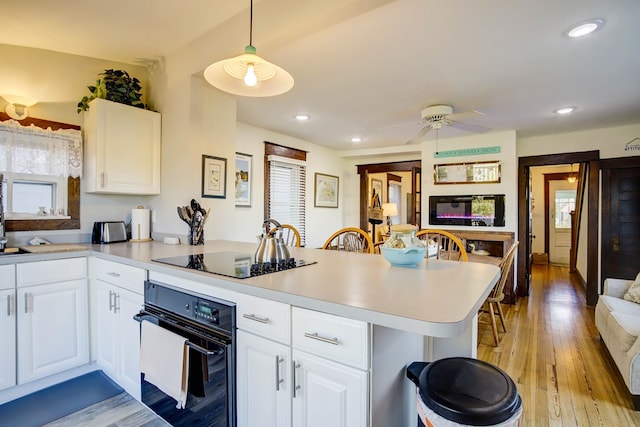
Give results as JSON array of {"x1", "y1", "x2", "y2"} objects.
[
  {"x1": 609, "y1": 312, "x2": 640, "y2": 352},
  {"x1": 599, "y1": 294, "x2": 640, "y2": 316},
  {"x1": 623, "y1": 273, "x2": 640, "y2": 303}
]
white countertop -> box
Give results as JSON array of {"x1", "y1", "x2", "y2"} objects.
[{"x1": 89, "y1": 240, "x2": 500, "y2": 339}]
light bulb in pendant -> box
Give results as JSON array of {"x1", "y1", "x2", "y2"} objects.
[{"x1": 244, "y1": 63, "x2": 257, "y2": 87}]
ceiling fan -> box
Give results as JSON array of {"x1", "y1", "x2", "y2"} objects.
[{"x1": 402, "y1": 104, "x2": 490, "y2": 145}]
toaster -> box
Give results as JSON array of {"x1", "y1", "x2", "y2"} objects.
[{"x1": 92, "y1": 221, "x2": 128, "y2": 244}]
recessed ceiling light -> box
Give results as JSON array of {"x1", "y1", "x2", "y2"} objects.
[
  {"x1": 295, "y1": 113, "x2": 310, "y2": 121},
  {"x1": 350, "y1": 137, "x2": 362, "y2": 143},
  {"x1": 554, "y1": 106, "x2": 576, "y2": 115},
  {"x1": 566, "y1": 19, "x2": 603, "y2": 38}
]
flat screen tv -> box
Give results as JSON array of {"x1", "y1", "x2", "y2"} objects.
[{"x1": 429, "y1": 194, "x2": 505, "y2": 227}]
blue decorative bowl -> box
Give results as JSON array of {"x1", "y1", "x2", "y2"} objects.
[{"x1": 380, "y1": 246, "x2": 427, "y2": 267}]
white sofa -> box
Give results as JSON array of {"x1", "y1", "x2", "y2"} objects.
[{"x1": 595, "y1": 277, "x2": 640, "y2": 410}]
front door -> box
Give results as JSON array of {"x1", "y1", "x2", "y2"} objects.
[{"x1": 602, "y1": 160, "x2": 640, "y2": 282}]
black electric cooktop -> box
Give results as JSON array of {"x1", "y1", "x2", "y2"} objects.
[{"x1": 152, "y1": 251, "x2": 317, "y2": 279}]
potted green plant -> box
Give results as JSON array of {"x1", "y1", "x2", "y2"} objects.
[{"x1": 77, "y1": 69, "x2": 148, "y2": 113}]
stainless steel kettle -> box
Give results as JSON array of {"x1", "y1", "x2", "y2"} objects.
[{"x1": 255, "y1": 219, "x2": 291, "y2": 264}]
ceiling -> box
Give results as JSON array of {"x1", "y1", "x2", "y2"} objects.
[{"x1": 2, "y1": 0, "x2": 639, "y2": 150}]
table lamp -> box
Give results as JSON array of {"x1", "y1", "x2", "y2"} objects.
[{"x1": 382, "y1": 203, "x2": 398, "y2": 229}]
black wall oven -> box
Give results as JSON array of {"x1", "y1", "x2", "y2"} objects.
[{"x1": 135, "y1": 280, "x2": 236, "y2": 427}]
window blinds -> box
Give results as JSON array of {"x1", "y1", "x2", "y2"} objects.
[{"x1": 268, "y1": 159, "x2": 306, "y2": 246}]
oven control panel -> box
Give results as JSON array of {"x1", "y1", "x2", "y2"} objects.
[{"x1": 194, "y1": 301, "x2": 219, "y2": 324}]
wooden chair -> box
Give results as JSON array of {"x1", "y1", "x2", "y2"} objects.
[
  {"x1": 268, "y1": 223, "x2": 301, "y2": 247},
  {"x1": 480, "y1": 241, "x2": 519, "y2": 346},
  {"x1": 322, "y1": 227, "x2": 374, "y2": 254},
  {"x1": 416, "y1": 229, "x2": 468, "y2": 261}
]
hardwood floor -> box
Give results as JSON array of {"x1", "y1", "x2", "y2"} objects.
[
  {"x1": 477, "y1": 264, "x2": 640, "y2": 426},
  {"x1": 40, "y1": 263, "x2": 640, "y2": 426},
  {"x1": 42, "y1": 392, "x2": 168, "y2": 427}
]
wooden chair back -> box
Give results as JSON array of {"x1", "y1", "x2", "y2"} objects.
[
  {"x1": 268, "y1": 223, "x2": 301, "y2": 247},
  {"x1": 490, "y1": 241, "x2": 519, "y2": 302},
  {"x1": 322, "y1": 227, "x2": 374, "y2": 254},
  {"x1": 416, "y1": 229, "x2": 468, "y2": 261}
]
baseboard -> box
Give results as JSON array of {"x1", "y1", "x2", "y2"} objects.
[{"x1": 572, "y1": 269, "x2": 587, "y2": 291}]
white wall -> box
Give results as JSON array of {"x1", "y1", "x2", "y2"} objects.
[
  {"x1": 235, "y1": 122, "x2": 347, "y2": 248},
  {"x1": 0, "y1": 44, "x2": 158, "y2": 243},
  {"x1": 518, "y1": 123, "x2": 640, "y2": 159},
  {"x1": 421, "y1": 131, "x2": 518, "y2": 233}
]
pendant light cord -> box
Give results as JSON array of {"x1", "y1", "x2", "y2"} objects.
[{"x1": 249, "y1": 0, "x2": 253, "y2": 46}]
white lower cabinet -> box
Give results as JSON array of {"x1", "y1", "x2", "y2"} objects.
[
  {"x1": 16, "y1": 258, "x2": 89, "y2": 384},
  {"x1": 91, "y1": 258, "x2": 145, "y2": 400},
  {"x1": 237, "y1": 330, "x2": 292, "y2": 427},
  {"x1": 292, "y1": 349, "x2": 368, "y2": 427},
  {"x1": 0, "y1": 264, "x2": 16, "y2": 391},
  {"x1": 0, "y1": 286, "x2": 16, "y2": 391},
  {"x1": 94, "y1": 280, "x2": 143, "y2": 399},
  {"x1": 236, "y1": 297, "x2": 370, "y2": 427}
]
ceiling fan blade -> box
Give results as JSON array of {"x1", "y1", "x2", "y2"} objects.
[
  {"x1": 449, "y1": 120, "x2": 491, "y2": 134},
  {"x1": 445, "y1": 109, "x2": 485, "y2": 122},
  {"x1": 405, "y1": 126, "x2": 431, "y2": 144},
  {"x1": 379, "y1": 120, "x2": 422, "y2": 130}
]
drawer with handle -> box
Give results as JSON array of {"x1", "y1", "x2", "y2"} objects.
[
  {"x1": 236, "y1": 293, "x2": 291, "y2": 345},
  {"x1": 0, "y1": 264, "x2": 15, "y2": 290},
  {"x1": 93, "y1": 258, "x2": 145, "y2": 294},
  {"x1": 17, "y1": 257, "x2": 86, "y2": 287},
  {"x1": 292, "y1": 307, "x2": 370, "y2": 370}
]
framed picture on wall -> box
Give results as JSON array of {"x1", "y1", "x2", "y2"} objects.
[
  {"x1": 371, "y1": 178, "x2": 383, "y2": 204},
  {"x1": 202, "y1": 155, "x2": 227, "y2": 198},
  {"x1": 235, "y1": 152, "x2": 252, "y2": 207},
  {"x1": 314, "y1": 173, "x2": 339, "y2": 208}
]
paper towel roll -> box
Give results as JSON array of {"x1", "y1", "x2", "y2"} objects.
[{"x1": 131, "y1": 207, "x2": 151, "y2": 241}]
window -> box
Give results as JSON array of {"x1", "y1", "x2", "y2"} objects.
[
  {"x1": 554, "y1": 189, "x2": 576, "y2": 229},
  {"x1": 265, "y1": 142, "x2": 306, "y2": 246},
  {"x1": 387, "y1": 181, "x2": 402, "y2": 225},
  {"x1": 0, "y1": 114, "x2": 81, "y2": 231}
]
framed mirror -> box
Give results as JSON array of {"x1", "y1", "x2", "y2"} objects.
[{"x1": 434, "y1": 160, "x2": 501, "y2": 184}]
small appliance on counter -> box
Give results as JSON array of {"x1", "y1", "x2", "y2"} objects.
[{"x1": 92, "y1": 221, "x2": 127, "y2": 244}]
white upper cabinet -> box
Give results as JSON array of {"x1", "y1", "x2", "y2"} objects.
[{"x1": 83, "y1": 98, "x2": 161, "y2": 195}]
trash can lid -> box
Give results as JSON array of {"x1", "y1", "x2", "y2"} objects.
[{"x1": 415, "y1": 357, "x2": 521, "y2": 426}]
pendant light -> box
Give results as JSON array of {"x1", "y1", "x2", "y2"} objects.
[{"x1": 204, "y1": 0, "x2": 294, "y2": 97}]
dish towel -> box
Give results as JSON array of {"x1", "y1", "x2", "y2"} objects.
[{"x1": 140, "y1": 320, "x2": 189, "y2": 409}]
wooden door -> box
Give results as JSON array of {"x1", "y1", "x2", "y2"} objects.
[
  {"x1": 548, "y1": 179, "x2": 577, "y2": 265},
  {"x1": 602, "y1": 160, "x2": 640, "y2": 282},
  {"x1": 409, "y1": 166, "x2": 421, "y2": 226}
]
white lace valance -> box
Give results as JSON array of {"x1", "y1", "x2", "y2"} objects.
[{"x1": 0, "y1": 119, "x2": 82, "y2": 178}]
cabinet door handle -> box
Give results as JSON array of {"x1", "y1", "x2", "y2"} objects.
[
  {"x1": 292, "y1": 361, "x2": 301, "y2": 398},
  {"x1": 6, "y1": 294, "x2": 13, "y2": 317},
  {"x1": 275, "y1": 356, "x2": 284, "y2": 391},
  {"x1": 242, "y1": 313, "x2": 270, "y2": 324},
  {"x1": 107, "y1": 272, "x2": 121, "y2": 278},
  {"x1": 100, "y1": 172, "x2": 105, "y2": 188},
  {"x1": 304, "y1": 332, "x2": 339, "y2": 345},
  {"x1": 114, "y1": 293, "x2": 120, "y2": 313},
  {"x1": 108, "y1": 290, "x2": 115, "y2": 311},
  {"x1": 24, "y1": 293, "x2": 31, "y2": 314}
]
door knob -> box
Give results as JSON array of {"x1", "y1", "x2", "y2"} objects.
[{"x1": 612, "y1": 238, "x2": 620, "y2": 252}]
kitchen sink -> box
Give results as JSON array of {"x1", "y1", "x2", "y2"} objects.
[{"x1": 0, "y1": 248, "x2": 30, "y2": 256}]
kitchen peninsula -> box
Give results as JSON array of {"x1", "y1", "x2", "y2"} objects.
[
  {"x1": 95, "y1": 240, "x2": 499, "y2": 350},
  {"x1": 1, "y1": 240, "x2": 500, "y2": 427}
]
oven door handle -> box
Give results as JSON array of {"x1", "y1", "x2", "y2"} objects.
[{"x1": 133, "y1": 311, "x2": 225, "y2": 357}]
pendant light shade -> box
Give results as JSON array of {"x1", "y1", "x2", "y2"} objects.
[{"x1": 204, "y1": 0, "x2": 294, "y2": 97}]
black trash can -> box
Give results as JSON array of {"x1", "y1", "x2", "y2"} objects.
[{"x1": 406, "y1": 357, "x2": 522, "y2": 427}]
